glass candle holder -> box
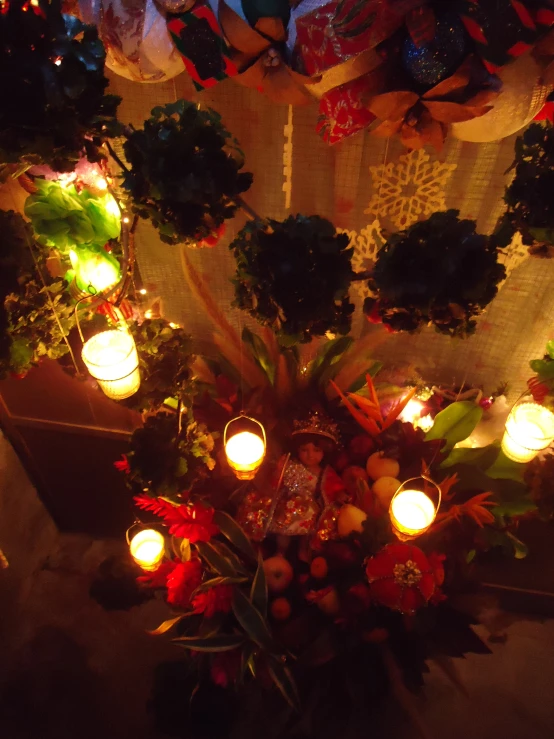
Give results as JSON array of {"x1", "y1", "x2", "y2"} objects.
[
  {"x1": 501, "y1": 401, "x2": 554, "y2": 463},
  {"x1": 389, "y1": 476, "x2": 441, "y2": 540},
  {"x1": 224, "y1": 416, "x2": 266, "y2": 480},
  {"x1": 129, "y1": 528, "x2": 165, "y2": 571},
  {"x1": 82, "y1": 328, "x2": 140, "y2": 400}
]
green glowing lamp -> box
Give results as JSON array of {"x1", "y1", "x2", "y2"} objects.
[{"x1": 69, "y1": 245, "x2": 121, "y2": 295}]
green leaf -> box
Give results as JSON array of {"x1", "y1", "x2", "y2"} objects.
[
  {"x1": 485, "y1": 449, "x2": 526, "y2": 482},
  {"x1": 347, "y1": 361, "x2": 384, "y2": 393},
  {"x1": 440, "y1": 443, "x2": 499, "y2": 470},
  {"x1": 547, "y1": 340, "x2": 554, "y2": 360},
  {"x1": 466, "y1": 549, "x2": 476, "y2": 564},
  {"x1": 310, "y1": 336, "x2": 353, "y2": 387},
  {"x1": 425, "y1": 401, "x2": 483, "y2": 450},
  {"x1": 242, "y1": 326, "x2": 275, "y2": 385},
  {"x1": 492, "y1": 499, "x2": 537, "y2": 519},
  {"x1": 195, "y1": 541, "x2": 236, "y2": 577},
  {"x1": 174, "y1": 634, "x2": 245, "y2": 652},
  {"x1": 505, "y1": 531, "x2": 528, "y2": 559},
  {"x1": 210, "y1": 539, "x2": 249, "y2": 575},
  {"x1": 193, "y1": 576, "x2": 248, "y2": 596},
  {"x1": 148, "y1": 614, "x2": 190, "y2": 635},
  {"x1": 213, "y1": 510, "x2": 257, "y2": 561},
  {"x1": 232, "y1": 588, "x2": 274, "y2": 651},
  {"x1": 267, "y1": 659, "x2": 300, "y2": 711},
  {"x1": 250, "y1": 552, "x2": 268, "y2": 618}
]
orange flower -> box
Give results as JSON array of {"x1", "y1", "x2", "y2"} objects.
[{"x1": 437, "y1": 492, "x2": 497, "y2": 528}]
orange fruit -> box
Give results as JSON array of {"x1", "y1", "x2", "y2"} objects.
[
  {"x1": 310, "y1": 556, "x2": 329, "y2": 579},
  {"x1": 271, "y1": 597, "x2": 292, "y2": 621}
]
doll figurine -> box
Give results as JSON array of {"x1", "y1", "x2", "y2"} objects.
[{"x1": 237, "y1": 412, "x2": 348, "y2": 542}]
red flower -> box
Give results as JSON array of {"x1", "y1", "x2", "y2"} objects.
[
  {"x1": 192, "y1": 584, "x2": 234, "y2": 619},
  {"x1": 211, "y1": 650, "x2": 241, "y2": 688},
  {"x1": 137, "y1": 560, "x2": 177, "y2": 588},
  {"x1": 134, "y1": 496, "x2": 218, "y2": 543},
  {"x1": 365, "y1": 544, "x2": 439, "y2": 614},
  {"x1": 166, "y1": 559, "x2": 203, "y2": 610},
  {"x1": 528, "y1": 376, "x2": 549, "y2": 403},
  {"x1": 114, "y1": 454, "x2": 131, "y2": 474},
  {"x1": 163, "y1": 504, "x2": 219, "y2": 543}
]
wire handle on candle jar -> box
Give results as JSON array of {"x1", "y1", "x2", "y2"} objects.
[
  {"x1": 223, "y1": 413, "x2": 267, "y2": 449},
  {"x1": 390, "y1": 474, "x2": 442, "y2": 509},
  {"x1": 73, "y1": 294, "x2": 129, "y2": 345}
]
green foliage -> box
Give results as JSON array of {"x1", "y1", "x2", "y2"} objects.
[
  {"x1": 425, "y1": 400, "x2": 483, "y2": 451},
  {"x1": 0, "y1": 0, "x2": 120, "y2": 173},
  {"x1": 125, "y1": 411, "x2": 215, "y2": 497},
  {"x1": 231, "y1": 215, "x2": 355, "y2": 345},
  {"x1": 25, "y1": 180, "x2": 121, "y2": 252},
  {"x1": 498, "y1": 122, "x2": 554, "y2": 251},
  {"x1": 124, "y1": 319, "x2": 196, "y2": 413},
  {"x1": 365, "y1": 210, "x2": 506, "y2": 337},
  {"x1": 122, "y1": 100, "x2": 253, "y2": 245}
]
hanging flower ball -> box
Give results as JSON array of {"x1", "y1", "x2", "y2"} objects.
[
  {"x1": 402, "y1": 12, "x2": 468, "y2": 88},
  {"x1": 365, "y1": 544, "x2": 441, "y2": 614},
  {"x1": 451, "y1": 53, "x2": 549, "y2": 143}
]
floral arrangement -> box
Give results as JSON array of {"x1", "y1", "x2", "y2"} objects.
[
  {"x1": 230, "y1": 216, "x2": 356, "y2": 346},
  {"x1": 496, "y1": 122, "x2": 554, "y2": 258},
  {"x1": 121, "y1": 100, "x2": 253, "y2": 246},
  {"x1": 0, "y1": 0, "x2": 120, "y2": 175},
  {"x1": 364, "y1": 210, "x2": 506, "y2": 337},
  {"x1": 119, "y1": 337, "x2": 537, "y2": 733}
]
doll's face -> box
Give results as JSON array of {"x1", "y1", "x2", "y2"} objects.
[{"x1": 298, "y1": 442, "x2": 324, "y2": 468}]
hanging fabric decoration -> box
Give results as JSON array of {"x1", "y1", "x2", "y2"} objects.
[{"x1": 78, "y1": 0, "x2": 184, "y2": 82}]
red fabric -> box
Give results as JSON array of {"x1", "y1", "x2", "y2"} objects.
[
  {"x1": 365, "y1": 543, "x2": 441, "y2": 614},
  {"x1": 317, "y1": 77, "x2": 376, "y2": 145},
  {"x1": 166, "y1": 559, "x2": 203, "y2": 609},
  {"x1": 534, "y1": 101, "x2": 554, "y2": 122}
]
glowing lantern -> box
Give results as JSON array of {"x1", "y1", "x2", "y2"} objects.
[
  {"x1": 69, "y1": 246, "x2": 121, "y2": 298},
  {"x1": 501, "y1": 401, "x2": 554, "y2": 463},
  {"x1": 389, "y1": 476, "x2": 441, "y2": 540},
  {"x1": 224, "y1": 415, "x2": 266, "y2": 480},
  {"x1": 129, "y1": 528, "x2": 165, "y2": 570},
  {"x1": 82, "y1": 327, "x2": 140, "y2": 400}
]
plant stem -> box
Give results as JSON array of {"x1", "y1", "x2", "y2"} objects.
[
  {"x1": 106, "y1": 141, "x2": 130, "y2": 174},
  {"x1": 236, "y1": 196, "x2": 262, "y2": 222}
]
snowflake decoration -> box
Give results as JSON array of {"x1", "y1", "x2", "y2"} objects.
[
  {"x1": 338, "y1": 219, "x2": 385, "y2": 299},
  {"x1": 365, "y1": 149, "x2": 457, "y2": 230},
  {"x1": 498, "y1": 230, "x2": 529, "y2": 282}
]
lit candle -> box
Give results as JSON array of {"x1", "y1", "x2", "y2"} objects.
[
  {"x1": 225, "y1": 430, "x2": 265, "y2": 480},
  {"x1": 390, "y1": 490, "x2": 436, "y2": 537},
  {"x1": 82, "y1": 329, "x2": 140, "y2": 400},
  {"x1": 129, "y1": 529, "x2": 165, "y2": 571},
  {"x1": 501, "y1": 402, "x2": 554, "y2": 463}
]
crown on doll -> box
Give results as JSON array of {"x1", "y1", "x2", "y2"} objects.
[{"x1": 292, "y1": 412, "x2": 339, "y2": 444}]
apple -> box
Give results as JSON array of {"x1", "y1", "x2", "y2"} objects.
[
  {"x1": 270, "y1": 597, "x2": 292, "y2": 621},
  {"x1": 317, "y1": 588, "x2": 340, "y2": 615},
  {"x1": 366, "y1": 451, "x2": 399, "y2": 481},
  {"x1": 372, "y1": 476, "x2": 401, "y2": 508},
  {"x1": 341, "y1": 466, "x2": 369, "y2": 499},
  {"x1": 263, "y1": 555, "x2": 294, "y2": 593},
  {"x1": 337, "y1": 504, "x2": 367, "y2": 537},
  {"x1": 310, "y1": 556, "x2": 328, "y2": 579}
]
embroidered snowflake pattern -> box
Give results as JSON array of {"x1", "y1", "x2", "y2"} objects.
[
  {"x1": 338, "y1": 219, "x2": 385, "y2": 299},
  {"x1": 365, "y1": 149, "x2": 457, "y2": 230}
]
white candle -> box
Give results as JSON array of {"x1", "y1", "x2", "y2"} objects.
[
  {"x1": 501, "y1": 402, "x2": 554, "y2": 463},
  {"x1": 225, "y1": 430, "x2": 265, "y2": 479},
  {"x1": 390, "y1": 490, "x2": 436, "y2": 537},
  {"x1": 82, "y1": 329, "x2": 140, "y2": 400},
  {"x1": 129, "y1": 529, "x2": 165, "y2": 571}
]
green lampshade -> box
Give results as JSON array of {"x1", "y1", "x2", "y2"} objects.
[{"x1": 69, "y1": 245, "x2": 121, "y2": 294}]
